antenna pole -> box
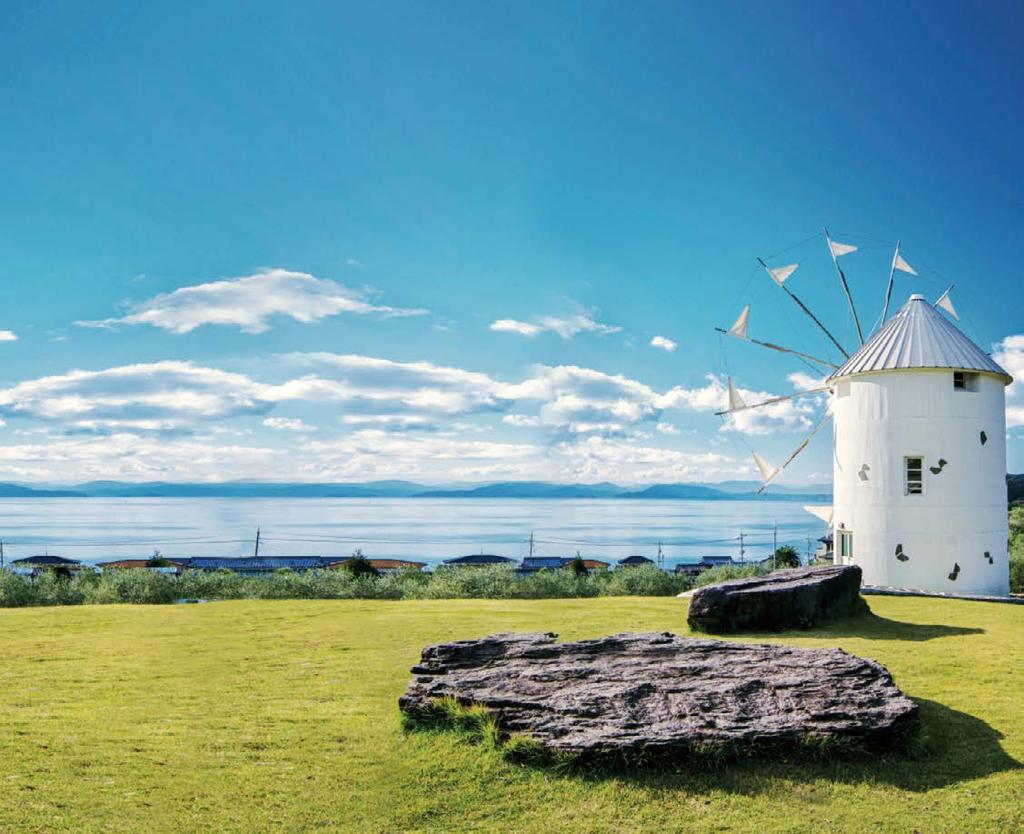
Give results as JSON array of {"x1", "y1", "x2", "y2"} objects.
[
  {"x1": 758, "y1": 258, "x2": 849, "y2": 359},
  {"x1": 824, "y1": 227, "x2": 864, "y2": 345},
  {"x1": 253, "y1": 527, "x2": 260, "y2": 559},
  {"x1": 880, "y1": 240, "x2": 900, "y2": 326},
  {"x1": 714, "y1": 329, "x2": 839, "y2": 369}
]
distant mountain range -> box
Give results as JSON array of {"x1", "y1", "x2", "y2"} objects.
[{"x1": 0, "y1": 479, "x2": 834, "y2": 501}]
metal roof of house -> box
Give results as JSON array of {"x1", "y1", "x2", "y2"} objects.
[
  {"x1": 617, "y1": 555, "x2": 654, "y2": 565},
  {"x1": 829, "y1": 295, "x2": 1012, "y2": 384},
  {"x1": 520, "y1": 557, "x2": 569, "y2": 570},
  {"x1": 11, "y1": 555, "x2": 81, "y2": 566},
  {"x1": 180, "y1": 556, "x2": 331, "y2": 571},
  {"x1": 443, "y1": 554, "x2": 515, "y2": 565}
]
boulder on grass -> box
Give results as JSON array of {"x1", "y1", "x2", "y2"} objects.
[
  {"x1": 399, "y1": 631, "x2": 918, "y2": 760},
  {"x1": 687, "y1": 564, "x2": 866, "y2": 633}
]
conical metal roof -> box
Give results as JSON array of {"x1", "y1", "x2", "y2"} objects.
[{"x1": 828, "y1": 295, "x2": 1012, "y2": 384}]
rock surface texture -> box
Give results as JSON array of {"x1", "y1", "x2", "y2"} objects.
[
  {"x1": 687, "y1": 565, "x2": 867, "y2": 633},
  {"x1": 400, "y1": 632, "x2": 918, "y2": 757}
]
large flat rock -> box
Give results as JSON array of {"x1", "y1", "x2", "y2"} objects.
[
  {"x1": 399, "y1": 632, "x2": 918, "y2": 758},
  {"x1": 687, "y1": 565, "x2": 867, "y2": 633}
]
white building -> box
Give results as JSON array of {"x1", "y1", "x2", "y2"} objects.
[{"x1": 829, "y1": 294, "x2": 1012, "y2": 595}]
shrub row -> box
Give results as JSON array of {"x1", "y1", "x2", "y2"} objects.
[{"x1": 0, "y1": 563, "x2": 771, "y2": 608}]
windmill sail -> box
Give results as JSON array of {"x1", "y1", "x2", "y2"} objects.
[
  {"x1": 756, "y1": 414, "x2": 833, "y2": 494},
  {"x1": 728, "y1": 305, "x2": 750, "y2": 339},
  {"x1": 727, "y1": 378, "x2": 747, "y2": 411},
  {"x1": 803, "y1": 505, "x2": 833, "y2": 524},
  {"x1": 880, "y1": 240, "x2": 916, "y2": 325},
  {"x1": 936, "y1": 288, "x2": 959, "y2": 320},
  {"x1": 894, "y1": 252, "x2": 917, "y2": 275},
  {"x1": 827, "y1": 239, "x2": 857, "y2": 258},
  {"x1": 824, "y1": 227, "x2": 864, "y2": 345},
  {"x1": 752, "y1": 451, "x2": 778, "y2": 483},
  {"x1": 767, "y1": 263, "x2": 799, "y2": 285}
]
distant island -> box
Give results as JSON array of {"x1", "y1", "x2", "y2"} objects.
[{"x1": 0, "y1": 479, "x2": 834, "y2": 501}]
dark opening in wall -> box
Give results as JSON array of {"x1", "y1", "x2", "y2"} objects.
[
  {"x1": 930, "y1": 458, "x2": 948, "y2": 475},
  {"x1": 895, "y1": 544, "x2": 908, "y2": 562},
  {"x1": 948, "y1": 563, "x2": 961, "y2": 582},
  {"x1": 985, "y1": 551, "x2": 993, "y2": 565},
  {"x1": 980, "y1": 431, "x2": 988, "y2": 445}
]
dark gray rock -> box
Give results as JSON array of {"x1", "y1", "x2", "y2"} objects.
[
  {"x1": 687, "y1": 564, "x2": 867, "y2": 633},
  {"x1": 400, "y1": 631, "x2": 918, "y2": 758}
]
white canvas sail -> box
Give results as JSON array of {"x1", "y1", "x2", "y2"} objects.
[
  {"x1": 752, "y1": 451, "x2": 778, "y2": 483},
  {"x1": 768, "y1": 263, "x2": 799, "y2": 285},
  {"x1": 728, "y1": 305, "x2": 750, "y2": 339},
  {"x1": 802, "y1": 505, "x2": 833, "y2": 524},
  {"x1": 827, "y1": 239, "x2": 857, "y2": 258},
  {"x1": 893, "y1": 251, "x2": 917, "y2": 275},
  {"x1": 727, "y1": 378, "x2": 747, "y2": 412},
  {"x1": 936, "y1": 289, "x2": 959, "y2": 320}
]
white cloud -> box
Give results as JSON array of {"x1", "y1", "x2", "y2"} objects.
[
  {"x1": 656, "y1": 422, "x2": 680, "y2": 435},
  {"x1": 0, "y1": 361, "x2": 269, "y2": 429},
  {"x1": 787, "y1": 372, "x2": 826, "y2": 392},
  {"x1": 660, "y1": 375, "x2": 815, "y2": 436},
  {"x1": 650, "y1": 335, "x2": 677, "y2": 352},
  {"x1": 490, "y1": 319, "x2": 543, "y2": 337},
  {"x1": 994, "y1": 335, "x2": 1024, "y2": 427},
  {"x1": 263, "y1": 417, "x2": 315, "y2": 432},
  {"x1": 490, "y1": 312, "x2": 620, "y2": 340},
  {"x1": 75, "y1": 268, "x2": 426, "y2": 334},
  {"x1": 0, "y1": 331, "x2": 17, "y2": 342},
  {"x1": 502, "y1": 414, "x2": 542, "y2": 428}
]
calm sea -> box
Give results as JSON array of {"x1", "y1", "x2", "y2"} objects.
[{"x1": 0, "y1": 498, "x2": 827, "y2": 569}]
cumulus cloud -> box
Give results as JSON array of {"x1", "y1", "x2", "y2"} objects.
[
  {"x1": 0, "y1": 361, "x2": 269, "y2": 430},
  {"x1": 656, "y1": 422, "x2": 680, "y2": 435},
  {"x1": 263, "y1": 417, "x2": 315, "y2": 432},
  {"x1": 490, "y1": 312, "x2": 620, "y2": 340},
  {"x1": 650, "y1": 335, "x2": 677, "y2": 352},
  {"x1": 994, "y1": 334, "x2": 1024, "y2": 427},
  {"x1": 0, "y1": 331, "x2": 17, "y2": 342},
  {"x1": 75, "y1": 269, "x2": 426, "y2": 334}
]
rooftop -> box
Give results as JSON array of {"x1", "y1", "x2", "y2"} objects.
[{"x1": 829, "y1": 294, "x2": 1012, "y2": 384}]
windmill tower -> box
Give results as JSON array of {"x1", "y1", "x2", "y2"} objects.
[
  {"x1": 829, "y1": 295, "x2": 1012, "y2": 594},
  {"x1": 716, "y1": 232, "x2": 1013, "y2": 595}
]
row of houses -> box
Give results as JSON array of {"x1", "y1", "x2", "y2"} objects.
[{"x1": 5, "y1": 552, "x2": 748, "y2": 576}]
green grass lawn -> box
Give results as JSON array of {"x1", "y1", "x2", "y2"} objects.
[{"x1": 0, "y1": 597, "x2": 1022, "y2": 833}]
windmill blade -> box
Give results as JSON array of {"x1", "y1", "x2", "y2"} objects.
[
  {"x1": 935, "y1": 285, "x2": 959, "y2": 320},
  {"x1": 756, "y1": 413, "x2": 834, "y2": 494},
  {"x1": 803, "y1": 505, "x2": 833, "y2": 524},
  {"x1": 757, "y1": 258, "x2": 850, "y2": 360},
  {"x1": 727, "y1": 378, "x2": 748, "y2": 411},
  {"x1": 715, "y1": 326, "x2": 840, "y2": 369},
  {"x1": 728, "y1": 305, "x2": 750, "y2": 339},
  {"x1": 824, "y1": 227, "x2": 864, "y2": 346},
  {"x1": 879, "y1": 240, "x2": 918, "y2": 326},
  {"x1": 715, "y1": 386, "x2": 830, "y2": 417}
]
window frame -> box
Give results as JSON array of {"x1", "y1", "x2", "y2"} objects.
[
  {"x1": 904, "y1": 455, "x2": 924, "y2": 496},
  {"x1": 838, "y1": 530, "x2": 853, "y2": 564},
  {"x1": 953, "y1": 371, "x2": 979, "y2": 392}
]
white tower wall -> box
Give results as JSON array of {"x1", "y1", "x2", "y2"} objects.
[{"x1": 832, "y1": 368, "x2": 1008, "y2": 595}]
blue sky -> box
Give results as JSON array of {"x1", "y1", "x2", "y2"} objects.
[{"x1": 0, "y1": 1, "x2": 1021, "y2": 483}]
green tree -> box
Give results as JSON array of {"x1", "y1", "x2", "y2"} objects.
[
  {"x1": 341, "y1": 549, "x2": 379, "y2": 578},
  {"x1": 146, "y1": 549, "x2": 172, "y2": 568},
  {"x1": 568, "y1": 552, "x2": 589, "y2": 578},
  {"x1": 772, "y1": 546, "x2": 801, "y2": 569}
]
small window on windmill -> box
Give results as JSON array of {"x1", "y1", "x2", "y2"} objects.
[
  {"x1": 953, "y1": 371, "x2": 979, "y2": 392},
  {"x1": 904, "y1": 456, "x2": 924, "y2": 495},
  {"x1": 838, "y1": 531, "x2": 853, "y2": 564}
]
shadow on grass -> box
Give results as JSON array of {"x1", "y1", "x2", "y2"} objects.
[
  {"x1": 602, "y1": 699, "x2": 1020, "y2": 796},
  {"x1": 405, "y1": 697, "x2": 1019, "y2": 794},
  {"x1": 766, "y1": 610, "x2": 985, "y2": 642}
]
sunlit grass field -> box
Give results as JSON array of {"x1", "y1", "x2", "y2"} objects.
[{"x1": 0, "y1": 596, "x2": 1021, "y2": 833}]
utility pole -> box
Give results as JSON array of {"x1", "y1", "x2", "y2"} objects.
[
  {"x1": 806, "y1": 536, "x2": 813, "y2": 564},
  {"x1": 528, "y1": 531, "x2": 534, "y2": 559},
  {"x1": 253, "y1": 527, "x2": 261, "y2": 559},
  {"x1": 739, "y1": 530, "x2": 746, "y2": 562},
  {"x1": 1, "y1": 539, "x2": 4, "y2": 569},
  {"x1": 772, "y1": 520, "x2": 778, "y2": 571},
  {"x1": 657, "y1": 540, "x2": 664, "y2": 570}
]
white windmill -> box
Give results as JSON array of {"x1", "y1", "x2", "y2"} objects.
[{"x1": 716, "y1": 230, "x2": 1012, "y2": 595}]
